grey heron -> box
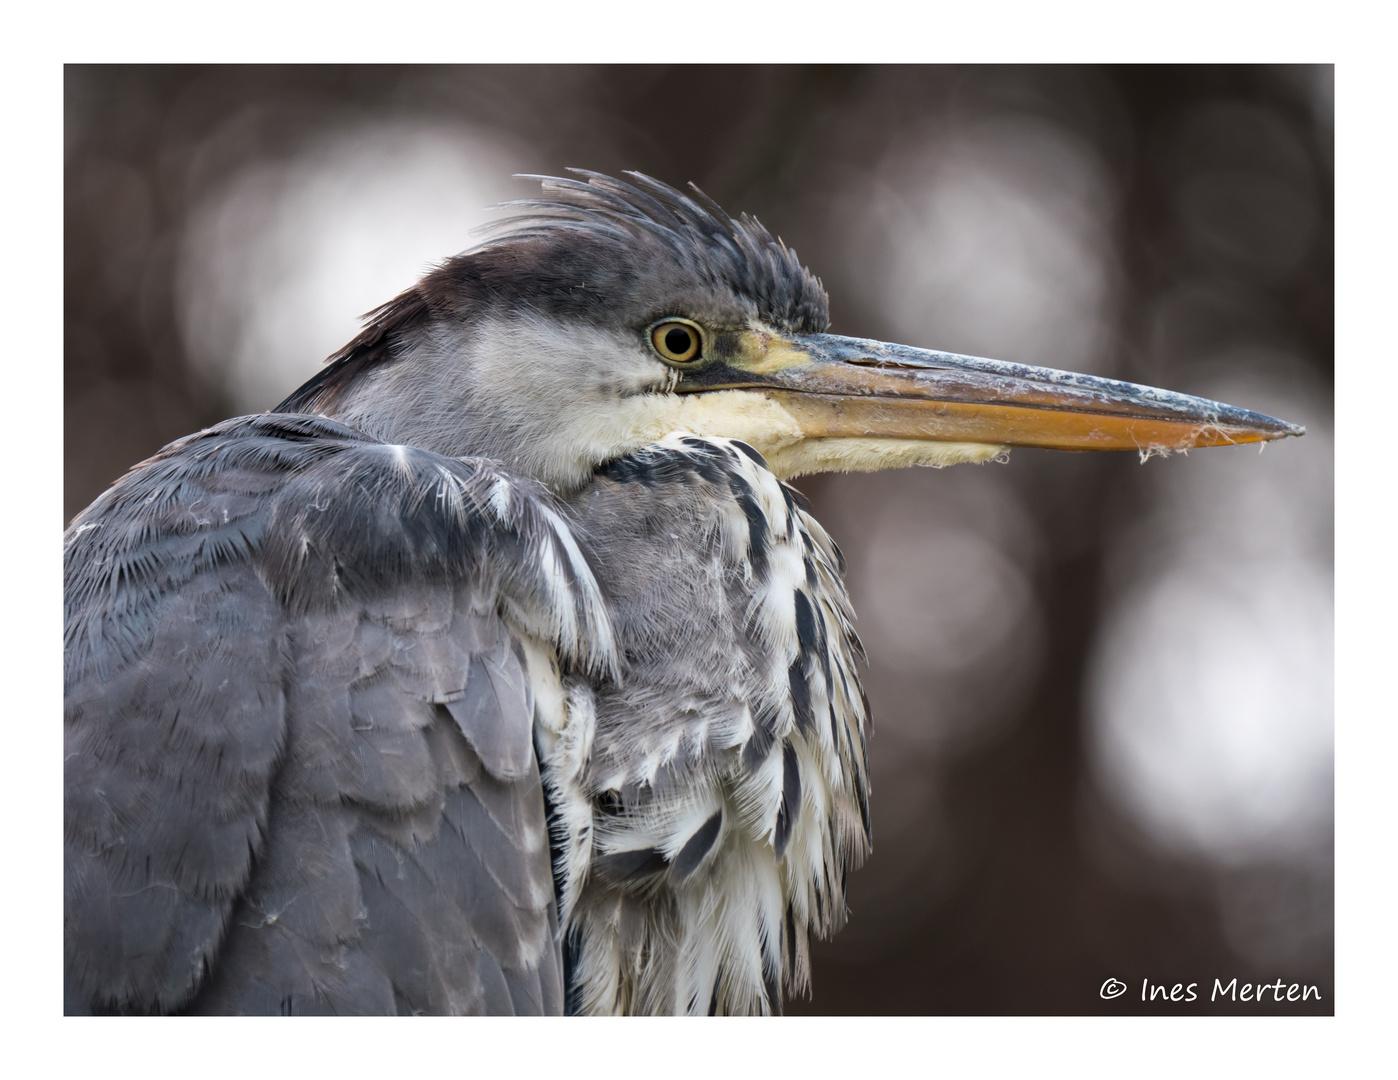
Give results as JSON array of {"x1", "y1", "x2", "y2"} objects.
[{"x1": 64, "y1": 170, "x2": 1303, "y2": 1015}]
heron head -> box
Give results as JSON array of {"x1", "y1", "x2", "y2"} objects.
[{"x1": 280, "y1": 170, "x2": 1302, "y2": 492}]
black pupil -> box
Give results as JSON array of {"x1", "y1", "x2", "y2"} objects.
[{"x1": 664, "y1": 327, "x2": 694, "y2": 357}]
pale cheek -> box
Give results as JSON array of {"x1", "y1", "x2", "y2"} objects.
[
  {"x1": 767, "y1": 437, "x2": 1009, "y2": 478},
  {"x1": 667, "y1": 392, "x2": 806, "y2": 448},
  {"x1": 552, "y1": 384, "x2": 1010, "y2": 488}
]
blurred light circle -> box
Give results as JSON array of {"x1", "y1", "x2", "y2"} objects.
[
  {"x1": 1090, "y1": 560, "x2": 1333, "y2": 859},
  {"x1": 845, "y1": 115, "x2": 1117, "y2": 376},
  {"x1": 177, "y1": 121, "x2": 525, "y2": 413}
]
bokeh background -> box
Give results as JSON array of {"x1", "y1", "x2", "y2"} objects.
[{"x1": 64, "y1": 65, "x2": 1333, "y2": 1015}]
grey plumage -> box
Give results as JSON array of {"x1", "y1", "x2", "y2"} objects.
[
  {"x1": 556, "y1": 435, "x2": 868, "y2": 1014},
  {"x1": 65, "y1": 169, "x2": 1301, "y2": 1015},
  {"x1": 65, "y1": 415, "x2": 863, "y2": 1017},
  {"x1": 65, "y1": 414, "x2": 609, "y2": 1013}
]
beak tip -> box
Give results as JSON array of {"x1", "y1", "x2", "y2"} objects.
[
  {"x1": 1268, "y1": 419, "x2": 1306, "y2": 440},
  {"x1": 1234, "y1": 408, "x2": 1305, "y2": 442}
]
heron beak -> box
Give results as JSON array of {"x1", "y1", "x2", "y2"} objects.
[{"x1": 677, "y1": 331, "x2": 1304, "y2": 452}]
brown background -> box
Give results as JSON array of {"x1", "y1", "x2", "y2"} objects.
[{"x1": 65, "y1": 65, "x2": 1334, "y2": 1014}]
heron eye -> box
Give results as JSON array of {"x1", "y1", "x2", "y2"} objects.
[{"x1": 649, "y1": 319, "x2": 704, "y2": 364}]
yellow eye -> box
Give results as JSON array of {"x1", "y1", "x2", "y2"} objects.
[{"x1": 649, "y1": 319, "x2": 704, "y2": 364}]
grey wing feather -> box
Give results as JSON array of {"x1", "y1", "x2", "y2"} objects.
[
  {"x1": 65, "y1": 432, "x2": 290, "y2": 1014},
  {"x1": 65, "y1": 414, "x2": 611, "y2": 1014}
]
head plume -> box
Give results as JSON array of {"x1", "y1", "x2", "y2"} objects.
[{"x1": 278, "y1": 170, "x2": 828, "y2": 415}]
